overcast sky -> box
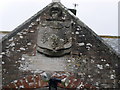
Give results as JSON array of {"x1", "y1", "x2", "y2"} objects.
[{"x1": 0, "y1": 0, "x2": 119, "y2": 36}]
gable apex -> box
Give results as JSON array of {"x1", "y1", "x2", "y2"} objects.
[{"x1": 52, "y1": 0, "x2": 60, "y2": 2}]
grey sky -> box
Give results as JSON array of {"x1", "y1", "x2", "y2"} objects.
[{"x1": 0, "y1": 0, "x2": 119, "y2": 36}]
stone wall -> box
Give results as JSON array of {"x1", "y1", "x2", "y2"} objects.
[
  {"x1": 2, "y1": 18, "x2": 39, "y2": 85},
  {"x1": 70, "y1": 22, "x2": 120, "y2": 88},
  {"x1": 1, "y1": 2, "x2": 120, "y2": 89}
]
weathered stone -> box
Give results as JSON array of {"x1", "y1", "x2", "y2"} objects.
[{"x1": 1, "y1": 2, "x2": 120, "y2": 89}]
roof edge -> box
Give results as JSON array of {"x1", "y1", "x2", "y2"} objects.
[
  {"x1": 1, "y1": 2, "x2": 55, "y2": 42},
  {"x1": 59, "y1": 3, "x2": 120, "y2": 57}
]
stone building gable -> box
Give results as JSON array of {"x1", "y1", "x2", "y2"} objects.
[{"x1": 1, "y1": 2, "x2": 120, "y2": 89}]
